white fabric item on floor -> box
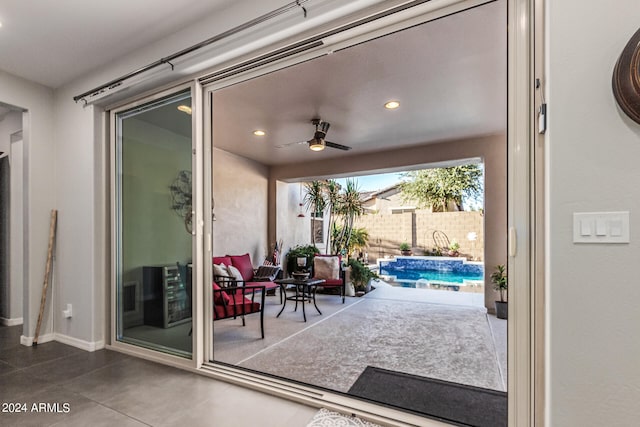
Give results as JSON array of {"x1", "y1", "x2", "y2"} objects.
[{"x1": 306, "y1": 408, "x2": 383, "y2": 427}]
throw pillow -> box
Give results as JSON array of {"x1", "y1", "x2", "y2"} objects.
[
  {"x1": 213, "y1": 263, "x2": 229, "y2": 279},
  {"x1": 254, "y1": 265, "x2": 281, "y2": 281},
  {"x1": 314, "y1": 256, "x2": 340, "y2": 280},
  {"x1": 226, "y1": 264, "x2": 244, "y2": 284}
]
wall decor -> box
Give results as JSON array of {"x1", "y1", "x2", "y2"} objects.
[
  {"x1": 169, "y1": 170, "x2": 192, "y2": 233},
  {"x1": 613, "y1": 27, "x2": 640, "y2": 125}
]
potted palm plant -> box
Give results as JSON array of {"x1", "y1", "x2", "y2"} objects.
[
  {"x1": 347, "y1": 258, "x2": 379, "y2": 295},
  {"x1": 491, "y1": 264, "x2": 508, "y2": 319},
  {"x1": 399, "y1": 242, "x2": 412, "y2": 256}
]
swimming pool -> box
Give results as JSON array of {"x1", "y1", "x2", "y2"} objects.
[{"x1": 377, "y1": 256, "x2": 484, "y2": 291}]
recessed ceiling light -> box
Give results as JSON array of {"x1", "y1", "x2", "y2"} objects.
[
  {"x1": 177, "y1": 105, "x2": 192, "y2": 115},
  {"x1": 253, "y1": 130, "x2": 266, "y2": 136},
  {"x1": 384, "y1": 100, "x2": 400, "y2": 110},
  {"x1": 0, "y1": 21, "x2": 3, "y2": 28}
]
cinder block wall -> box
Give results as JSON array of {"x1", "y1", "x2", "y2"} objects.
[{"x1": 355, "y1": 211, "x2": 484, "y2": 262}]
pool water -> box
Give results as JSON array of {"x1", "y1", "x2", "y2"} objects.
[
  {"x1": 379, "y1": 268, "x2": 483, "y2": 284},
  {"x1": 377, "y1": 256, "x2": 484, "y2": 292}
]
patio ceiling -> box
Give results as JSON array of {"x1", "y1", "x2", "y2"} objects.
[{"x1": 210, "y1": 1, "x2": 506, "y2": 167}]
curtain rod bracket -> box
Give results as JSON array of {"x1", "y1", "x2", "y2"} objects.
[
  {"x1": 296, "y1": 1, "x2": 308, "y2": 18},
  {"x1": 161, "y1": 59, "x2": 175, "y2": 71}
]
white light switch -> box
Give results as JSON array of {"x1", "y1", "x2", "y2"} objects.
[
  {"x1": 610, "y1": 219, "x2": 623, "y2": 237},
  {"x1": 580, "y1": 219, "x2": 592, "y2": 236},
  {"x1": 573, "y1": 211, "x2": 630, "y2": 244}
]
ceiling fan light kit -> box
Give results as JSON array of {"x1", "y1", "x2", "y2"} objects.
[{"x1": 309, "y1": 138, "x2": 326, "y2": 151}]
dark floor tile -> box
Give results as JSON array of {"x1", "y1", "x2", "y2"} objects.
[
  {"x1": 0, "y1": 341, "x2": 85, "y2": 370},
  {"x1": 0, "y1": 324, "x2": 23, "y2": 351},
  {"x1": 0, "y1": 370, "x2": 55, "y2": 402},
  {"x1": 0, "y1": 359, "x2": 17, "y2": 376},
  {"x1": 0, "y1": 324, "x2": 22, "y2": 338},
  {"x1": 0, "y1": 385, "x2": 96, "y2": 427},
  {"x1": 49, "y1": 403, "x2": 148, "y2": 427},
  {"x1": 23, "y1": 349, "x2": 133, "y2": 385}
]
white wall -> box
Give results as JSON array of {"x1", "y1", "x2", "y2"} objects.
[
  {"x1": 0, "y1": 111, "x2": 24, "y2": 324},
  {"x1": 546, "y1": 1, "x2": 640, "y2": 425},
  {"x1": 212, "y1": 148, "x2": 269, "y2": 264},
  {"x1": 0, "y1": 71, "x2": 55, "y2": 341}
]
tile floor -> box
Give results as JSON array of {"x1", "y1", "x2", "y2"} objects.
[{"x1": 0, "y1": 325, "x2": 318, "y2": 427}]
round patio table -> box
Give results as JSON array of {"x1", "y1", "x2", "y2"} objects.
[{"x1": 275, "y1": 278, "x2": 325, "y2": 322}]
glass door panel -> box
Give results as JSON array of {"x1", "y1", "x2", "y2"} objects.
[{"x1": 115, "y1": 90, "x2": 193, "y2": 357}]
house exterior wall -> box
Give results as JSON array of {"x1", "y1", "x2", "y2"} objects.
[{"x1": 213, "y1": 148, "x2": 269, "y2": 264}]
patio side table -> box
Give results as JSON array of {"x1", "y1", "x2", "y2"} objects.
[{"x1": 275, "y1": 278, "x2": 325, "y2": 322}]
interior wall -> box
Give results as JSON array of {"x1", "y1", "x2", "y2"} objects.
[
  {"x1": 270, "y1": 133, "x2": 507, "y2": 311},
  {"x1": 212, "y1": 148, "x2": 269, "y2": 264},
  {"x1": 0, "y1": 111, "x2": 24, "y2": 325},
  {"x1": 0, "y1": 70, "x2": 55, "y2": 341},
  {"x1": 546, "y1": 1, "x2": 640, "y2": 425}
]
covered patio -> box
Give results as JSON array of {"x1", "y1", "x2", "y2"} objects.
[{"x1": 212, "y1": 283, "x2": 507, "y2": 395}]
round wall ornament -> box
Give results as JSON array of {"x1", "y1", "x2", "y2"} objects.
[
  {"x1": 612, "y1": 27, "x2": 640, "y2": 125},
  {"x1": 169, "y1": 170, "x2": 192, "y2": 233}
]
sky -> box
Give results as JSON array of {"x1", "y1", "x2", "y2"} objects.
[
  {"x1": 334, "y1": 172, "x2": 404, "y2": 192},
  {"x1": 334, "y1": 167, "x2": 484, "y2": 210}
]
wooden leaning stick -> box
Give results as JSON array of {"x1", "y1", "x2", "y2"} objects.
[{"x1": 33, "y1": 209, "x2": 58, "y2": 346}]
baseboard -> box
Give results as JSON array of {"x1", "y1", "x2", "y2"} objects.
[
  {"x1": 21, "y1": 333, "x2": 55, "y2": 346},
  {"x1": 1, "y1": 317, "x2": 23, "y2": 326},
  {"x1": 19, "y1": 332, "x2": 104, "y2": 351},
  {"x1": 54, "y1": 333, "x2": 105, "y2": 352}
]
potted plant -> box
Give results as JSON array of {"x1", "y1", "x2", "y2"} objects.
[
  {"x1": 347, "y1": 258, "x2": 379, "y2": 295},
  {"x1": 448, "y1": 240, "x2": 460, "y2": 257},
  {"x1": 399, "y1": 242, "x2": 412, "y2": 256},
  {"x1": 491, "y1": 264, "x2": 508, "y2": 319},
  {"x1": 286, "y1": 245, "x2": 319, "y2": 276}
]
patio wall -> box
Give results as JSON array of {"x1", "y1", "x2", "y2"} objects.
[
  {"x1": 212, "y1": 147, "x2": 269, "y2": 264},
  {"x1": 356, "y1": 210, "x2": 484, "y2": 262}
]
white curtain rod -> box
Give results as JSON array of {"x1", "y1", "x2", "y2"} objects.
[{"x1": 73, "y1": 0, "x2": 312, "y2": 104}]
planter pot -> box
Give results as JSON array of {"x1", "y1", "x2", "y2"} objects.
[
  {"x1": 495, "y1": 301, "x2": 508, "y2": 319},
  {"x1": 345, "y1": 282, "x2": 355, "y2": 297},
  {"x1": 401, "y1": 250, "x2": 412, "y2": 256}
]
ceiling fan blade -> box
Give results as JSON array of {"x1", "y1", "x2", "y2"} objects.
[
  {"x1": 325, "y1": 140, "x2": 352, "y2": 151},
  {"x1": 275, "y1": 140, "x2": 306, "y2": 149}
]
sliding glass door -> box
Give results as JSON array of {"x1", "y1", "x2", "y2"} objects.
[{"x1": 114, "y1": 89, "x2": 194, "y2": 357}]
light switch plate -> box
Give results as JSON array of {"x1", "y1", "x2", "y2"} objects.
[{"x1": 573, "y1": 211, "x2": 630, "y2": 243}]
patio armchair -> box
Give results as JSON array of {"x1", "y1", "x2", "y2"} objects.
[
  {"x1": 312, "y1": 254, "x2": 346, "y2": 303},
  {"x1": 213, "y1": 279, "x2": 266, "y2": 339}
]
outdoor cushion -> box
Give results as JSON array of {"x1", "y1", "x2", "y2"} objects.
[
  {"x1": 228, "y1": 253, "x2": 255, "y2": 281},
  {"x1": 212, "y1": 282, "x2": 231, "y2": 305},
  {"x1": 314, "y1": 255, "x2": 341, "y2": 280},
  {"x1": 213, "y1": 293, "x2": 260, "y2": 319},
  {"x1": 213, "y1": 256, "x2": 232, "y2": 267}
]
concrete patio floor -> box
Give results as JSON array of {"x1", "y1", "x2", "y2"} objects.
[{"x1": 213, "y1": 282, "x2": 507, "y2": 393}]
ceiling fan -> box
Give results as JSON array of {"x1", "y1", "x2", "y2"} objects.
[{"x1": 278, "y1": 118, "x2": 352, "y2": 151}]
